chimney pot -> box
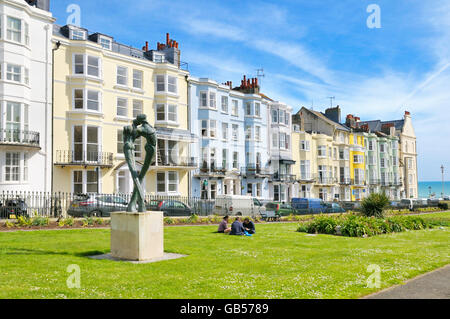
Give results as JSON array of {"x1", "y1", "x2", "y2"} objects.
[{"x1": 166, "y1": 33, "x2": 170, "y2": 45}]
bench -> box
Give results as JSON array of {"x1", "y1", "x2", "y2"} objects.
[{"x1": 260, "y1": 211, "x2": 280, "y2": 222}]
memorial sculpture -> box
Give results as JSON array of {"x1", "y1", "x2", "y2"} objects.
[{"x1": 123, "y1": 114, "x2": 156, "y2": 212}]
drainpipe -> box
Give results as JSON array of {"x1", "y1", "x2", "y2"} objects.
[
  {"x1": 185, "y1": 74, "x2": 191, "y2": 197},
  {"x1": 51, "y1": 40, "x2": 61, "y2": 194}
]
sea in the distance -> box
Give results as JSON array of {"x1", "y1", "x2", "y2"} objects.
[{"x1": 418, "y1": 181, "x2": 450, "y2": 198}]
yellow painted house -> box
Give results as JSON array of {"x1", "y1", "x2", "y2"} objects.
[
  {"x1": 52, "y1": 25, "x2": 195, "y2": 196},
  {"x1": 349, "y1": 132, "x2": 367, "y2": 201}
]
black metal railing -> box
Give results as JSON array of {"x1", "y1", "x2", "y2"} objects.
[
  {"x1": 158, "y1": 156, "x2": 197, "y2": 168},
  {"x1": 316, "y1": 176, "x2": 338, "y2": 185},
  {"x1": 272, "y1": 173, "x2": 297, "y2": 183},
  {"x1": 339, "y1": 177, "x2": 351, "y2": 185},
  {"x1": 351, "y1": 179, "x2": 366, "y2": 186},
  {"x1": 0, "y1": 129, "x2": 40, "y2": 147},
  {"x1": 241, "y1": 165, "x2": 271, "y2": 177},
  {"x1": 55, "y1": 150, "x2": 114, "y2": 167}
]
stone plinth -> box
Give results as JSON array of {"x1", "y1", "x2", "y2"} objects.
[{"x1": 110, "y1": 211, "x2": 164, "y2": 261}]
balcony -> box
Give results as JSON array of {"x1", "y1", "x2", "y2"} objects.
[
  {"x1": 271, "y1": 173, "x2": 297, "y2": 183},
  {"x1": 339, "y1": 177, "x2": 351, "y2": 185},
  {"x1": 0, "y1": 129, "x2": 40, "y2": 149},
  {"x1": 194, "y1": 162, "x2": 230, "y2": 177},
  {"x1": 241, "y1": 165, "x2": 271, "y2": 177},
  {"x1": 316, "y1": 175, "x2": 338, "y2": 185},
  {"x1": 156, "y1": 156, "x2": 197, "y2": 169},
  {"x1": 368, "y1": 179, "x2": 381, "y2": 185},
  {"x1": 352, "y1": 179, "x2": 366, "y2": 187},
  {"x1": 55, "y1": 150, "x2": 114, "y2": 168},
  {"x1": 297, "y1": 174, "x2": 315, "y2": 183}
]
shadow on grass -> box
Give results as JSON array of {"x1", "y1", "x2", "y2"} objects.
[{"x1": 3, "y1": 247, "x2": 107, "y2": 258}]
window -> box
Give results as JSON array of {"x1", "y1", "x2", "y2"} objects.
[
  {"x1": 222, "y1": 123, "x2": 228, "y2": 140},
  {"x1": 247, "y1": 183, "x2": 253, "y2": 196},
  {"x1": 232, "y1": 124, "x2": 238, "y2": 141},
  {"x1": 255, "y1": 103, "x2": 261, "y2": 117},
  {"x1": 255, "y1": 126, "x2": 261, "y2": 141},
  {"x1": 116, "y1": 98, "x2": 128, "y2": 117},
  {"x1": 246, "y1": 102, "x2": 252, "y2": 116},
  {"x1": 200, "y1": 120, "x2": 216, "y2": 138},
  {"x1": 5, "y1": 152, "x2": 20, "y2": 181},
  {"x1": 24, "y1": 68, "x2": 29, "y2": 85},
  {"x1": 280, "y1": 133, "x2": 286, "y2": 149},
  {"x1": 285, "y1": 112, "x2": 289, "y2": 125},
  {"x1": 272, "y1": 109, "x2": 278, "y2": 123},
  {"x1": 156, "y1": 104, "x2": 177, "y2": 123},
  {"x1": 6, "y1": 64, "x2": 21, "y2": 82},
  {"x1": 300, "y1": 185, "x2": 311, "y2": 198},
  {"x1": 210, "y1": 120, "x2": 216, "y2": 138},
  {"x1": 380, "y1": 144, "x2": 385, "y2": 153},
  {"x1": 73, "y1": 170, "x2": 99, "y2": 194},
  {"x1": 168, "y1": 76, "x2": 177, "y2": 93},
  {"x1": 245, "y1": 126, "x2": 252, "y2": 140},
  {"x1": 73, "y1": 89, "x2": 101, "y2": 112},
  {"x1": 318, "y1": 145, "x2": 326, "y2": 157},
  {"x1": 73, "y1": 54, "x2": 101, "y2": 78},
  {"x1": 256, "y1": 183, "x2": 262, "y2": 197},
  {"x1": 87, "y1": 56, "x2": 100, "y2": 77},
  {"x1": 232, "y1": 100, "x2": 238, "y2": 116},
  {"x1": 7, "y1": 17, "x2": 21, "y2": 42},
  {"x1": 117, "y1": 66, "x2": 128, "y2": 86},
  {"x1": 200, "y1": 92, "x2": 208, "y2": 107},
  {"x1": 353, "y1": 155, "x2": 363, "y2": 164},
  {"x1": 209, "y1": 92, "x2": 216, "y2": 109},
  {"x1": 156, "y1": 171, "x2": 178, "y2": 193},
  {"x1": 100, "y1": 37, "x2": 112, "y2": 50},
  {"x1": 117, "y1": 130, "x2": 124, "y2": 154},
  {"x1": 132, "y1": 100, "x2": 143, "y2": 118},
  {"x1": 221, "y1": 96, "x2": 228, "y2": 113},
  {"x1": 272, "y1": 133, "x2": 278, "y2": 148},
  {"x1": 233, "y1": 152, "x2": 238, "y2": 169},
  {"x1": 300, "y1": 160, "x2": 311, "y2": 180},
  {"x1": 156, "y1": 75, "x2": 165, "y2": 92},
  {"x1": 380, "y1": 158, "x2": 385, "y2": 168},
  {"x1": 133, "y1": 70, "x2": 143, "y2": 89},
  {"x1": 369, "y1": 141, "x2": 374, "y2": 151},
  {"x1": 222, "y1": 149, "x2": 228, "y2": 168},
  {"x1": 70, "y1": 29, "x2": 86, "y2": 40},
  {"x1": 300, "y1": 140, "x2": 310, "y2": 151},
  {"x1": 24, "y1": 22, "x2": 29, "y2": 46},
  {"x1": 354, "y1": 169, "x2": 364, "y2": 185}
]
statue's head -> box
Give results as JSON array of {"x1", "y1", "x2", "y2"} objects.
[{"x1": 133, "y1": 114, "x2": 147, "y2": 126}]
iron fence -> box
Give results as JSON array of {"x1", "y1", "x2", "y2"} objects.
[{"x1": 0, "y1": 128, "x2": 40, "y2": 147}]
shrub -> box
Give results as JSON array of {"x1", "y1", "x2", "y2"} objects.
[
  {"x1": 82, "y1": 216, "x2": 94, "y2": 227},
  {"x1": 4, "y1": 220, "x2": 15, "y2": 228},
  {"x1": 361, "y1": 193, "x2": 390, "y2": 218},
  {"x1": 187, "y1": 214, "x2": 199, "y2": 224},
  {"x1": 297, "y1": 215, "x2": 435, "y2": 237},
  {"x1": 31, "y1": 217, "x2": 49, "y2": 227},
  {"x1": 164, "y1": 217, "x2": 174, "y2": 225},
  {"x1": 94, "y1": 218, "x2": 104, "y2": 225},
  {"x1": 438, "y1": 202, "x2": 449, "y2": 210},
  {"x1": 16, "y1": 216, "x2": 32, "y2": 227}
]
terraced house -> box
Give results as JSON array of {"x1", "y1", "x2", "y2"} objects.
[
  {"x1": 292, "y1": 106, "x2": 352, "y2": 201},
  {"x1": 52, "y1": 26, "x2": 196, "y2": 196},
  {"x1": 0, "y1": 0, "x2": 53, "y2": 192},
  {"x1": 189, "y1": 76, "x2": 270, "y2": 199}
]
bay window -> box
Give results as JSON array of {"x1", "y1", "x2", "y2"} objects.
[
  {"x1": 156, "y1": 104, "x2": 177, "y2": 123},
  {"x1": 7, "y1": 17, "x2": 21, "y2": 42},
  {"x1": 73, "y1": 54, "x2": 101, "y2": 78}
]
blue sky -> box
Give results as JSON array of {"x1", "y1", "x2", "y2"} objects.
[{"x1": 50, "y1": 0, "x2": 450, "y2": 181}]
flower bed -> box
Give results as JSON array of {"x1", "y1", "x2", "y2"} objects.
[{"x1": 297, "y1": 214, "x2": 447, "y2": 237}]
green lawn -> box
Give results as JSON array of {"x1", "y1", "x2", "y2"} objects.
[{"x1": 0, "y1": 214, "x2": 449, "y2": 299}]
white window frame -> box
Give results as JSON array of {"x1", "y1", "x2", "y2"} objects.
[
  {"x1": 72, "y1": 54, "x2": 102, "y2": 79},
  {"x1": 232, "y1": 100, "x2": 239, "y2": 116},
  {"x1": 6, "y1": 16, "x2": 21, "y2": 43},
  {"x1": 156, "y1": 103, "x2": 178, "y2": 124},
  {"x1": 99, "y1": 36, "x2": 112, "y2": 50},
  {"x1": 116, "y1": 66, "x2": 128, "y2": 86},
  {"x1": 116, "y1": 97, "x2": 128, "y2": 117},
  {"x1": 72, "y1": 89, "x2": 102, "y2": 113},
  {"x1": 133, "y1": 69, "x2": 143, "y2": 89},
  {"x1": 300, "y1": 140, "x2": 310, "y2": 151},
  {"x1": 71, "y1": 169, "x2": 101, "y2": 194},
  {"x1": 156, "y1": 171, "x2": 179, "y2": 194},
  {"x1": 221, "y1": 96, "x2": 228, "y2": 113}
]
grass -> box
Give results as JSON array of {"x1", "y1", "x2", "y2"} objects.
[{"x1": 0, "y1": 212, "x2": 449, "y2": 299}]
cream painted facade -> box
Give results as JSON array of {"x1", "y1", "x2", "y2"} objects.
[{"x1": 52, "y1": 25, "x2": 194, "y2": 196}]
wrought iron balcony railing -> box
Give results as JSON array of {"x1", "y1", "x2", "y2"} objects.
[
  {"x1": 351, "y1": 179, "x2": 366, "y2": 186},
  {"x1": 241, "y1": 165, "x2": 271, "y2": 177},
  {"x1": 272, "y1": 173, "x2": 297, "y2": 183},
  {"x1": 0, "y1": 129, "x2": 40, "y2": 148},
  {"x1": 316, "y1": 176, "x2": 338, "y2": 185},
  {"x1": 157, "y1": 156, "x2": 198, "y2": 168},
  {"x1": 55, "y1": 150, "x2": 114, "y2": 167},
  {"x1": 340, "y1": 177, "x2": 352, "y2": 185},
  {"x1": 368, "y1": 179, "x2": 381, "y2": 185}
]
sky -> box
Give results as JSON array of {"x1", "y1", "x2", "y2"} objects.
[{"x1": 50, "y1": 0, "x2": 450, "y2": 181}]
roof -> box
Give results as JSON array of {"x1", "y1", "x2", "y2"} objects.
[
  {"x1": 304, "y1": 108, "x2": 350, "y2": 131},
  {"x1": 259, "y1": 93, "x2": 274, "y2": 102}
]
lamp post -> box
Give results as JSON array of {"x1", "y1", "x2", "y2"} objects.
[
  {"x1": 428, "y1": 186, "x2": 432, "y2": 198},
  {"x1": 441, "y1": 165, "x2": 445, "y2": 198}
]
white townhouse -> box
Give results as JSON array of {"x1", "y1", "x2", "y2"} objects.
[{"x1": 0, "y1": 0, "x2": 54, "y2": 192}]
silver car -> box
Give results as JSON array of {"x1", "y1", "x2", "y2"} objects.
[{"x1": 67, "y1": 194, "x2": 128, "y2": 217}]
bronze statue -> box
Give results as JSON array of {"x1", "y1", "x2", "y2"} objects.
[{"x1": 123, "y1": 114, "x2": 156, "y2": 212}]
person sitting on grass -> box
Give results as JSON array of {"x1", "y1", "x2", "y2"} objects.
[
  {"x1": 217, "y1": 215, "x2": 231, "y2": 233},
  {"x1": 243, "y1": 217, "x2": 255, "y2": 234},
  {"x1": 229, "y1": 216, "x2": 246, "y2": 236}
]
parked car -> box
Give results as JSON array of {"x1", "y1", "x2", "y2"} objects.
[
  {"x1": 214, "y1": 195, "x2": 266, "y2": 217},
  {"x1": 265, "y1": 202, "x2": 295, "y2": 217},
  {"x1": 398, "y1": 199, "x2": 414, "y2": 210},
  {"x1": 340, "y1": 201, "x2": 361, "y2": 211},
  {"x1": 0, "y1": 198, "x2": 28, "y2": 219},
  {"x1": 443, "y1": 195, "x2": 450, "y2": 201},
  {"x1": 67, "y1": 194, "x2": 128, "y2": 217},
  {"x1": 291, "y1": 198, "x2": 345, "y2": 214},
  {"x1": 146, "y1": 200, "x2": 192, "y2": 217}
]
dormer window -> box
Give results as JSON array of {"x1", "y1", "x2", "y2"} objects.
[
  {"x1": 99, "y1": 36, "x2": 112, "y2": 50},
  {"x1": 70, "y1": 28, "x2": 86, "y2": 40},
  {"x1": 153, "y1": 53, "x2": 165, "y2": 63}
]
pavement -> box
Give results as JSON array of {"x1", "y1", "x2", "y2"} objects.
[{"x1": 364, "y1": 264, "x2": 450, "y2": 299}]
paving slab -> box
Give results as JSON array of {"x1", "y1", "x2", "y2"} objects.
[{"x1": 88, "y1": 252, "x2": 187, "y2": 264}]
